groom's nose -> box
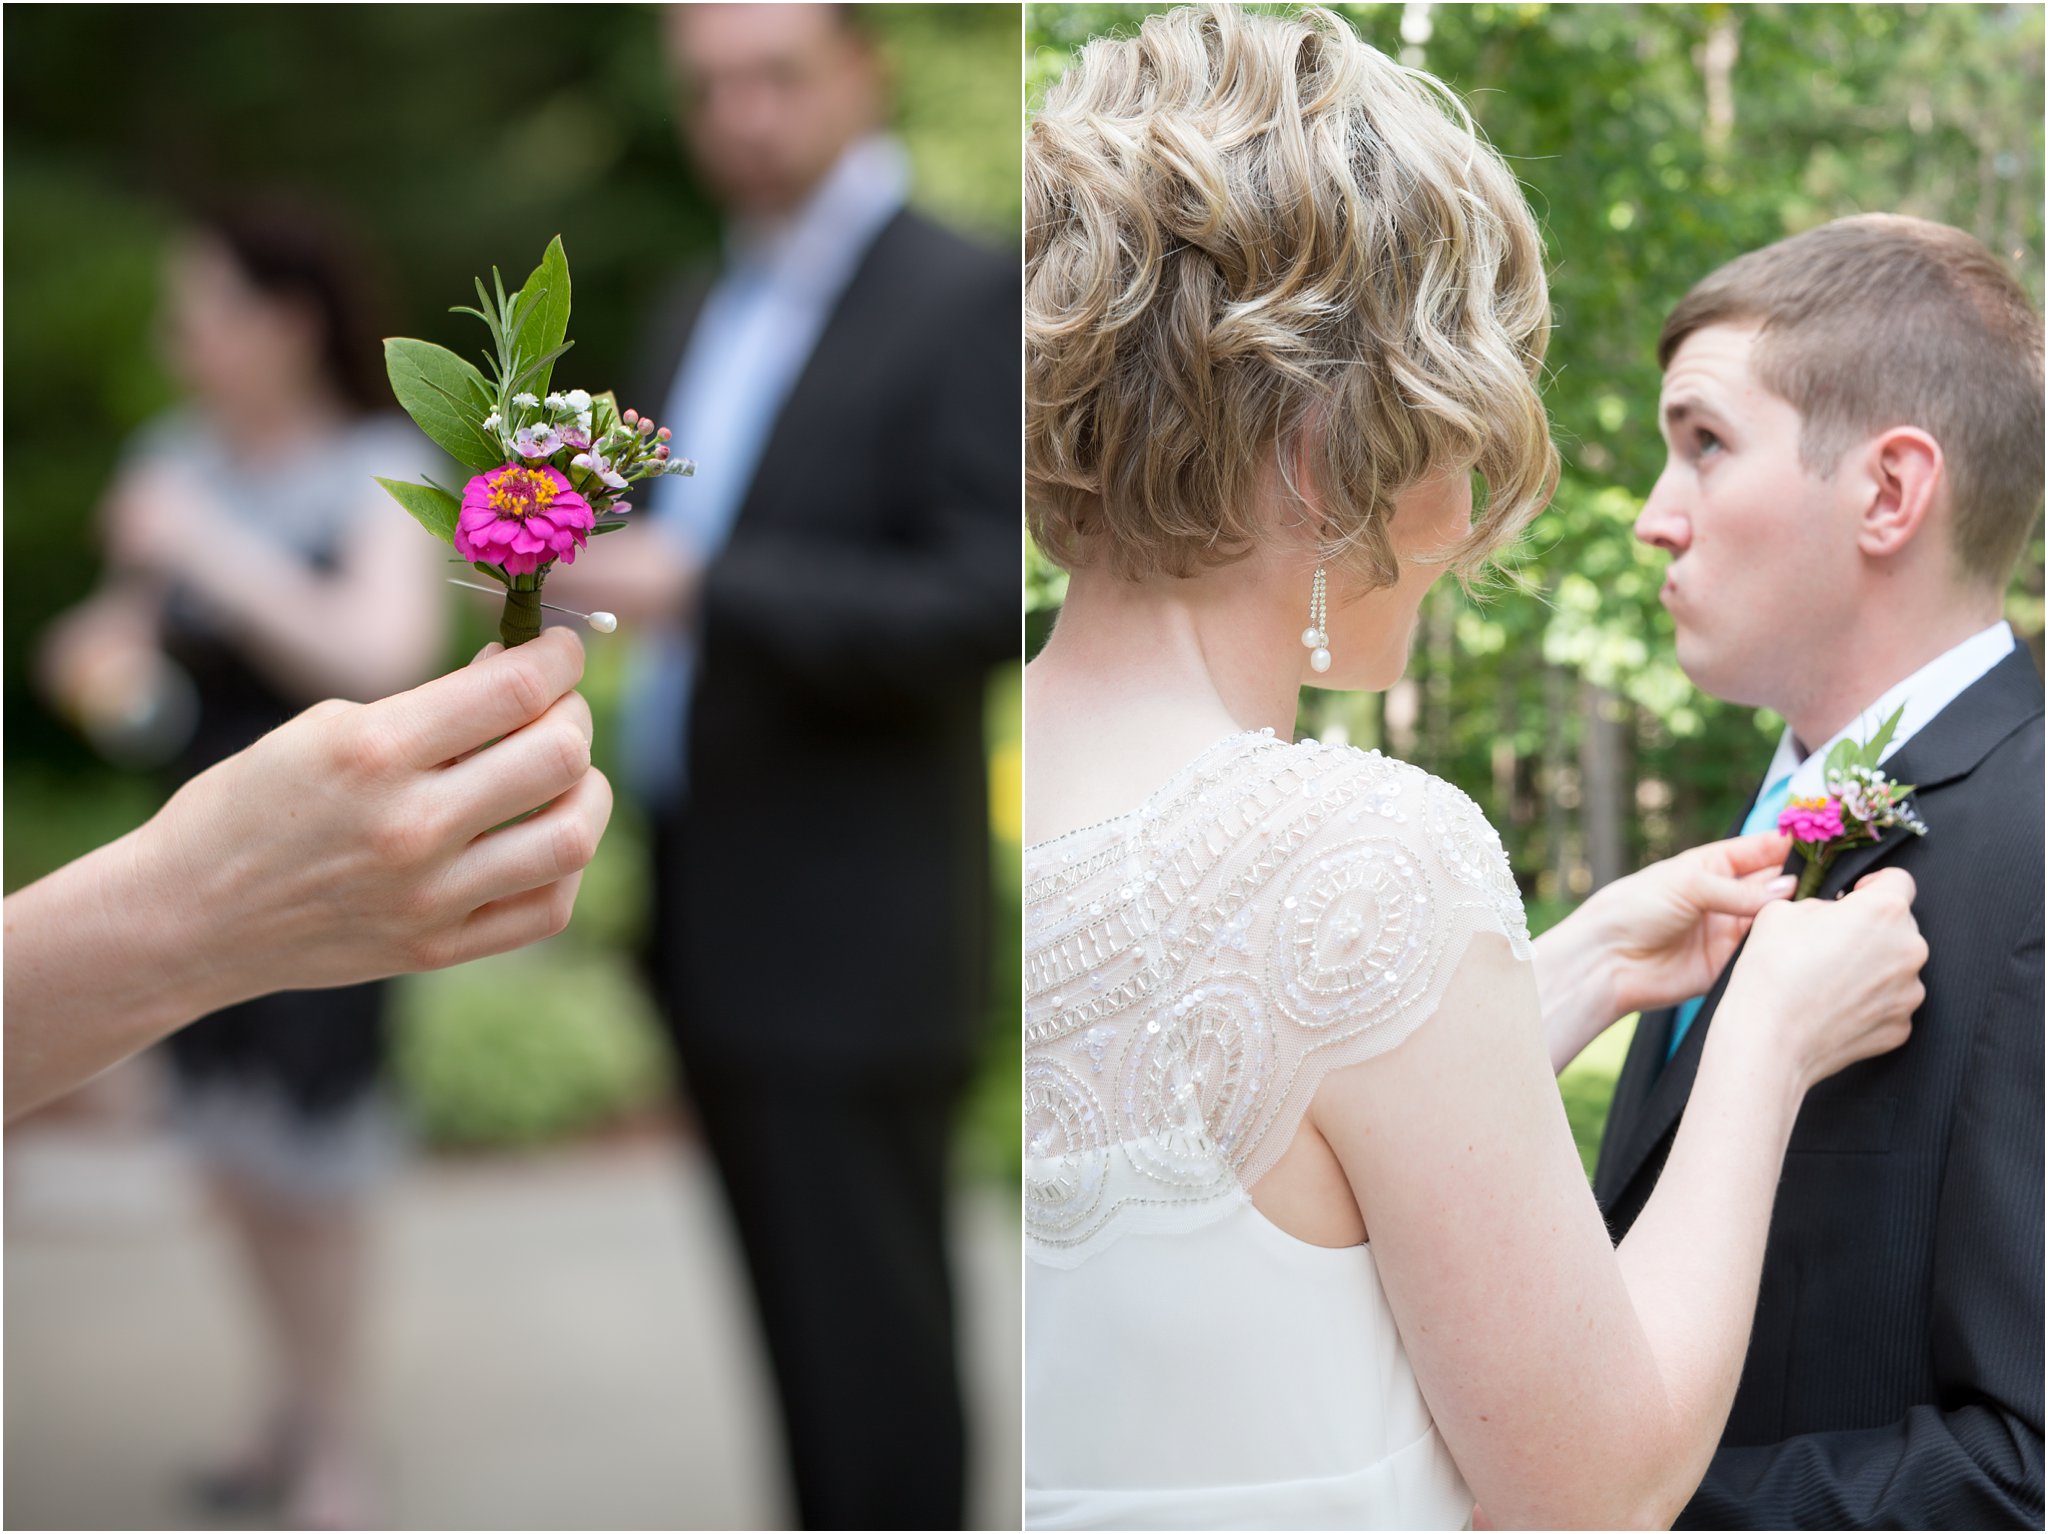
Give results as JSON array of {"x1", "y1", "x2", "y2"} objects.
[{"x1": 1634, "y1": 473, "x2": 1691, "y2": 555}]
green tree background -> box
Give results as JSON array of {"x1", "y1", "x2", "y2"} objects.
[
  {"x1": 3, "y1": 3, "x2": 1024, "y2": 1164},
  {"x1": 1026, "y1": 1, "x2": 2046, "y2": 1169}
]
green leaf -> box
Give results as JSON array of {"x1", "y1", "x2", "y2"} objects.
[
  {"x1": 1864, "y1": 703, "x2": 1905, "y2": 763},
  {"x1": 507, "y1": 339, "x2": 575, "y2": 395},
  {"x1": 375, "y1": 477, "x2": 461, "y2": 546},
  {"x1": 384, "y1": 339, "x2": 501, "y2": 471},
  {"x1": 472, "y1": 561, "x2": 510, "y2": 586},
  {"x1": 589, "y1": 521, "x2": 629, "y2": 536},
  {"x1": 510, "y1": 236, "x2": 571, "y2": 399}
]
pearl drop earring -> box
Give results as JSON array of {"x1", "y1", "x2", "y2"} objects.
[{"x1": 1302, "y1": 566, "x2": 1331, "y2": 674}]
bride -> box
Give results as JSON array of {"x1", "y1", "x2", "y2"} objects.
[{"x1": 1022, "y1": 7, "x2": 1928, "y2": 1529}]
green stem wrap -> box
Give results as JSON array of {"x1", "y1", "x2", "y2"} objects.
[
  {"x1": 1794, "y1": 852, "x2": 1830, "y2": 901},
  {"x1": 499, "y1": 581, "x2": 543, "y2": 648}
]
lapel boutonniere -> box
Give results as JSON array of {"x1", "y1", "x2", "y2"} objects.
[
  {"x1": 1779, "y1": 704, "x2": 1929, "y2": 899},
  {"x1": 376, "y1": 238, "x2": 695, "y2": 646}
]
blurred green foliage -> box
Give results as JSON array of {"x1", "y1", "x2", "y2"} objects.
[
  {"x1": 1027, "y1": 1, "x2": 2043, "y2": 1167},
  {"x1": 4, "y1": 4, "x2": 1022, "y2": 1166},
  {"x1": 394, "y1": 949, "x2": 675, "y2": 1146}
]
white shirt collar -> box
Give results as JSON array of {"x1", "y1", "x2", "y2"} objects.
[
  {"x1": 724, "y1": 132, "x2": 910, "y2": 295},
  {"x1": 1765, "y1": 620, "x2": 2017, "y2": 797}
]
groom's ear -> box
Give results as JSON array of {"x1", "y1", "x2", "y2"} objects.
[{"x1": 1853, "y1": 426, "x2": 1945, "y2": 562}]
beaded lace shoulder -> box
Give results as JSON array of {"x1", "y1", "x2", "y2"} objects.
[{"x1": 1024, "y1": 734, "x2": 1530, "y2": 1264}]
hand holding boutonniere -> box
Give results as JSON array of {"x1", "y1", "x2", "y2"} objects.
[
  {"x1": 1780, "y1": 704, "x2": 1929, "y2": 899},
  {"x1": 376, "y1": 237, "x2": 695, "y2": 647}
]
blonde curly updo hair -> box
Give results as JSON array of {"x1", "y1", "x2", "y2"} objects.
[{"x1": 1027, "y1": 4, "x2": 1558, "y2": 586}]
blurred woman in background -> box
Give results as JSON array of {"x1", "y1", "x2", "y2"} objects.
[{"x1": 40, "y1": 201, "x2": 444, "y2": 1529}]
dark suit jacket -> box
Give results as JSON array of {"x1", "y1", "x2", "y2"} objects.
[
  {"x1": 1595, "y1": 645, "x2": 2045, "y2": 1528},
  {"x1": 635, "y1": 208, "x2": 1018, "y2": 1077}
]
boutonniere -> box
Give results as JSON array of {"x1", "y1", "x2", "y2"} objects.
[
  {"x1": 376, "y1": 237, "x2": 694, "y2": 646},
  {"x1": 1779, "y1": 704, "x2": 1929, "y2": 899}
]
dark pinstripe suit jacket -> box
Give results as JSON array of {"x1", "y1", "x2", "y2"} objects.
[
  {"x1": 630, "y1": 209, "x2": 1019, "y2": 1076},
  {"x1": 1595, "y1": 645, "x2": 2044, "y2": 1529}
]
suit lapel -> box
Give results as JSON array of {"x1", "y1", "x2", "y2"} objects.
[
  {"x1": 721, "y1": 210, "x2": 910, "y2": 542},
  {"x1": 1597, "y1": 944, "x2": 1741, "y2": 1206},
  {"x1": 1594, "y1": 646, "x2": 2042, "y2": 1210},
  {"x1": 1594, "y1": 998, "x2": 1678, "y2": 1207},
  {"x1": 1594, "y1": 790, "x2": 1753, "y2": 1209}
]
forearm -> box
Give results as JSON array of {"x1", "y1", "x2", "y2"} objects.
[
  {"x1": 1531, "y1": 910, "x2": 1627, "y2": 1073},
  {"x1": 3, "y1": 822, "x2": 238, "y2": 1120},
  {"x1": 1613, "y1": 1024, "x2": 1805, "y2": 1523},
  {"x1": 540, "y1": 522, "x2": 695, "y2": 628},
  {"x1": 170, "y1": 532, "x2": 436, "y2": 702},
  {"x1": 704, "y1": 530, "x2": 1017, "y2": 701}
]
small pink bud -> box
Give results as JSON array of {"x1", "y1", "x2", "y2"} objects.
[
  {"x1": 638, "y1": 417, "x2": 655, "y2": 437},
  {"x1": 622, "y1": 408, "x2": 639, "y2": 426},
  {"x1": 656, "y1": 427, "x2": 672, "y2": 441},
  {"x1": 655, "y1": 444, "x2": 670, "y2": 459}
]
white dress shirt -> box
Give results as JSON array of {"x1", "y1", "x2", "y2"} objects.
[{"x1": 1760, "y1": 621, "x2": 2017, "y2": 804}]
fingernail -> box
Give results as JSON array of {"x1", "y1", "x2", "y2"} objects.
[{"x1": 1767, "y1": 875, "x2": 1798, "y2": 896}]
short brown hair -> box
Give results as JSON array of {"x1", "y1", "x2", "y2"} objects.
[
  {"x1": 1660, "y1": 215, "x2": 2044, "y2": 587},
  {"x1": 1026, "y1": 5, "x2": 1557, "y2": 587}
]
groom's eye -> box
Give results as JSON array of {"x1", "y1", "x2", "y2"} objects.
[{"x1": 1694, "y1": 428, "x2": 1724, "y2": 458}]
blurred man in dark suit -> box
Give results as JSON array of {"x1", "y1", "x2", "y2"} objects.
[{"x1": 550, "y1": 6, "x2": 1015, "y2": 1527}]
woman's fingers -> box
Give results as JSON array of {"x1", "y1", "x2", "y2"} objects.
[
  {"x1": 440, "y1": 643, "x2": 511, "y2": 767},
  {"x1": 1852, "y1": 866, "x2": 1918, "y2": 904},
  {"x1": 1700, "y1": 829, "x2": 1793, "y2": 878},
  {"x1": 439, "y1": 688, "x2": 595, "y2": 838},
  {"x1": 1691, "y1": 864, "x2": 1799, "y2": 917},
  {"x1": 447, "y1": 868, "x2": 587, "y2": 966},
  {"x1": 447, "y1": 764, "x2": 613, "y2": 908},
  {"x1": 376, "y1": 627, "x2": 585, "y2": 770}
]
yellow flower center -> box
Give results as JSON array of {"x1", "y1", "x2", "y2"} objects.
[{"x1": 487, "y1": 467, "x2": 556, "y2": 520}]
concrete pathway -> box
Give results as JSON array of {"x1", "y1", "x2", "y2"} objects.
[{"x1": 5, "y1": 1092, "x2": 1021, "y2": 1531}]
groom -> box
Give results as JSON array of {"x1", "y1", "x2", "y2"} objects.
[{"x1": 1595, "y1": 215, "x2": 2043, "y2": 1527}]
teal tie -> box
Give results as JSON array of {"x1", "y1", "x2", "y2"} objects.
[{"x1": 1665, "y1": 772, "x2": 1796, "y2": 1062}]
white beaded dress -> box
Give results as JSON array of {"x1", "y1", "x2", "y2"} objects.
[{"x1": 1024, "y1": 729, "x2": 1531, "y2": 1530}]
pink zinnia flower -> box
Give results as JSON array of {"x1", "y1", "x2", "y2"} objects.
[
  {"x1": 1779, "y1": 795, "x2": 1846, "y2": 844},
  {"x1": 456, "y1": 464, "x2": 596, "y2": 576}
]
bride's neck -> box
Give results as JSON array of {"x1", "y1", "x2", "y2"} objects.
[{"x1": 1034, "y1": 560, "x2": 1302, "y2": 743}]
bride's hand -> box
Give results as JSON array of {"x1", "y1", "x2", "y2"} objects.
[
  {"x1": 1578, "y1": 831, "x2": 1797, "y2": 1016},
  {"x1": 1717, "y1": 867, "x2": 1926, "y2": 1091}
]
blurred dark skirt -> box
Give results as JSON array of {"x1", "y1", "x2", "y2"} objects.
[{"x1": 163, "y1": 983, "x2": 399, "y2": 1200}]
